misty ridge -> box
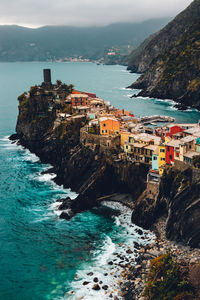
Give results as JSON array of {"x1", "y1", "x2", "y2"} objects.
[{"x1": 0, "y1": 18, "x2": 170, "y2": 62}]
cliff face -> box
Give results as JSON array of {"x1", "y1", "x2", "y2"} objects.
[
  {"x1": 127, "y1": 0, "x2": 200, "y2": 109},
  {"x1": 132, "y1": 167, "x2": 200, "y2": 248},
  {"x1": 127, "y1": 0, "x2": 200, "y2": 73},
  {"x1": 130, "y1": 21, "x2": 200, "y2": 110},
  {"x1": 14, "y1": 89, "x2": 148, "y2": 218}
]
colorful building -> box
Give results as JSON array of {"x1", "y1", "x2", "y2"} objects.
[
  {"x1": 71, "y1": 94, "x2": 89, "y2": 107},
  {"x1": 113, "y1": 109, "x2": 134, "y2": 118},
  {"x1": 152, "y1": 148, "x2": 159, "y2": 172},
  {"x1": 165, "y1": 140, "x2": 181, "y2": 165},
  {"x1": 178, "y1": 135, "x2": 197, "y2": 162},
  {"x1": 99, "y1": 117, "x2": 120, "y2": 135},
  {"x1": 165, "y1": 125, "x2": 184, "y2": 138},
  {"x1": 196, "y1": 138, "x2": 200, "y2": 153},
  {"x1": 120, "y1": 131, "x2": 131, "y2": 148},
  {"x1": 144, "y1": 145, "x2": 158, "y2": 164},
  {"x1": 158, "y1": 144, "x2": 166, "y2": 175}
]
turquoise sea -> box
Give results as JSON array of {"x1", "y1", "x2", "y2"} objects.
[{"x1": 0, "y1": 62, "x2": 200, "y2": 300}]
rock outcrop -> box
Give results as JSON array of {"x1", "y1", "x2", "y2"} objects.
[
  {"x1": 13, "y1": 85, "x2": 148, "y2": 220},
  {"x1": 132, "y1": 167, "x2": 200, "y2": 248}
]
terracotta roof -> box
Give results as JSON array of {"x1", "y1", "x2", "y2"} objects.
[{"x1": 166, "y1": 140, "x2": 181, "y2": 148}]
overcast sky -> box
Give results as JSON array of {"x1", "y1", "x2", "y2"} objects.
[{"x1": 0, "y1": 0, "x2": 193, "y2": 28}]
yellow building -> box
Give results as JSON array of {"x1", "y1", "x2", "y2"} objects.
[
  {"x1": 120, "y1": 131, "x2": 130, "y2": 149},
  {"x1": 158, "y1": 144, "x2": 166, "y2": 175}
]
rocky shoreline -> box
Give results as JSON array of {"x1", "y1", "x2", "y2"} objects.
[{"x1": 119, "y1": 217, "x2": 200, "y2": 299}]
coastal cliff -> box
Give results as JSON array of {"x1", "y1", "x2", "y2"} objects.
[
  {"x1": 132, "y1": 166, "x2": 200, "y2": 248},
  {"x1": 127, "y1": 0, "x2": 200, "y2": 110},
  {"x1": 13, "y1": 84, "x2": 148, "y2": 220},
  {"x1": 12, "y1": 81, "x2": 200, "y2": 249},
  {"x1": 11, "y1": 78, "x2": 200, "y2": 299}
]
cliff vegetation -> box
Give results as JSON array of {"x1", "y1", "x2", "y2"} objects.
[{"x1": 128, "y1": 0, "x2": 200, "y2": 110}]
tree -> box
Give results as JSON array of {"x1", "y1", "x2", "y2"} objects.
[{"x1": 56, "y1": 80, "x2": 62, "y2": 86}]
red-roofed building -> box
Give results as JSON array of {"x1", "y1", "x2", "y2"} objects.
[
  {"x1": 72, "y1": 90, "x2": 96, "y2": 98},
  {"x1": 155, "y1": 125, "x2": 184, "y2": 140},
  {"x1": 166, "y1": 125, "x2": 184, "y2": 138}
]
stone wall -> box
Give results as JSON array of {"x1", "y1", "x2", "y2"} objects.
[
  {"x1": 174, "y1": 159, "x2": 189, "y2": 172},
  {"x1": 146, "y1": 182, "x2": 159, "y2": 198},
  {"x1": 80, "y1": 126, "x2": 120, "y2": 152},
  {"x1": 174, "y1": 160, "x2": 200, "y2": 183}
]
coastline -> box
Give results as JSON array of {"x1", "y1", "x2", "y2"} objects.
[
  {"x1": 8, "y1": 136, "x2": 155, "y2": 299},
  {"x1": 9, "y1": 137, "x2": 199, "y2": 300},
  {"x1": 9, "y1": 66, "x2": 200, "y2": 299}
]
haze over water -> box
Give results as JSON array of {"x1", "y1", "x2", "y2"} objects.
[{"x1": 0, "y1": 62, "x2": 199, "y2": 300}]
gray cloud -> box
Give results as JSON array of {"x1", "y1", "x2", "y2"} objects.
[{"x1": 0, "y1": 0, "x2": 193, "y2": 27}]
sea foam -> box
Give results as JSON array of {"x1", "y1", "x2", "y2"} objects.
[{"x1": 65, "y1": 201, "x2": 154, "y2": 300}]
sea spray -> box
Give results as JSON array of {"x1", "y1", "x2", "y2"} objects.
[{"x1": 64, "y1": 202, "x2": 154, "y2": 300}]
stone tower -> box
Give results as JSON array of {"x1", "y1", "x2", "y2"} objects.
[{"x1": 43, "y1": 69, "x2": 51, "y2": 84}]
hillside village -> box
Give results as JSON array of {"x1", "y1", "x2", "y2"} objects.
[{"x1": 18, "y1": 70, "x2": 200, "y2": 184}]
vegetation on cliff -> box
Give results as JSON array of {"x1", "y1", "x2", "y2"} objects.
[
  {"x1": 144, "y1": 252, "x2": 196, "y2": 300},
  {"x1": 127, "y1": 0, "x2": 200, "y2": 73},
  {"x1": 128, "y1": 0, "x2": 200, "y2": 109}
]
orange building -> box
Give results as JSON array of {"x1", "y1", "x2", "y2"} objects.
[
  {"x1": 71, "y1": 94, "x2": 89, "y2": 107},
  {"x1": 114, "y1": 109, "x2": 133, "y2": 118},
  {"x1": 100, "y1": 117, "x2": 120, "y2": 135}
]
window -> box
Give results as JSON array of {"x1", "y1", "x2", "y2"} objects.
[
  {"x1": 160, "y1": 149, "x2": 165, "y2": 153},
  {"x1": 169, "y1": 155, "x2": 172, "y2": 160},
  {"x1": 126, "y1": 145, "x2": 129, "y2": 149},
  {"x1": 103, "y1": 123, "x2": 106, "y2": 127},
  {"x1": 161, "y1": 158, "x2": 165, "y2": 161},
  {"x1": 153, "y1": 157, "x2": 157, "y2": 160},
  {"x1": 167, "y1": 146, "x2": 170, "y2": 152}
]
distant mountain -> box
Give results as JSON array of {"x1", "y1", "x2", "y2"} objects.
[
  {"x1": 0, "y1": 19, "x2": 170, "y2": 62},
  {"x1": 127, "y1": 0, "x2": 200, "y2": 73},
  {"x1": 128, "y1": 0, "x2": 200, "y2": 110}
]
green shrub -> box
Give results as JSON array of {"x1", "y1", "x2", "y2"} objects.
[{"x1": 144, "y1": 252, "x2": 193, "y2": 300}]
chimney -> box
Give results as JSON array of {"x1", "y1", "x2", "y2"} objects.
[{"x1": 43, "y1": 69, "x2": 51, "y2": 84}]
